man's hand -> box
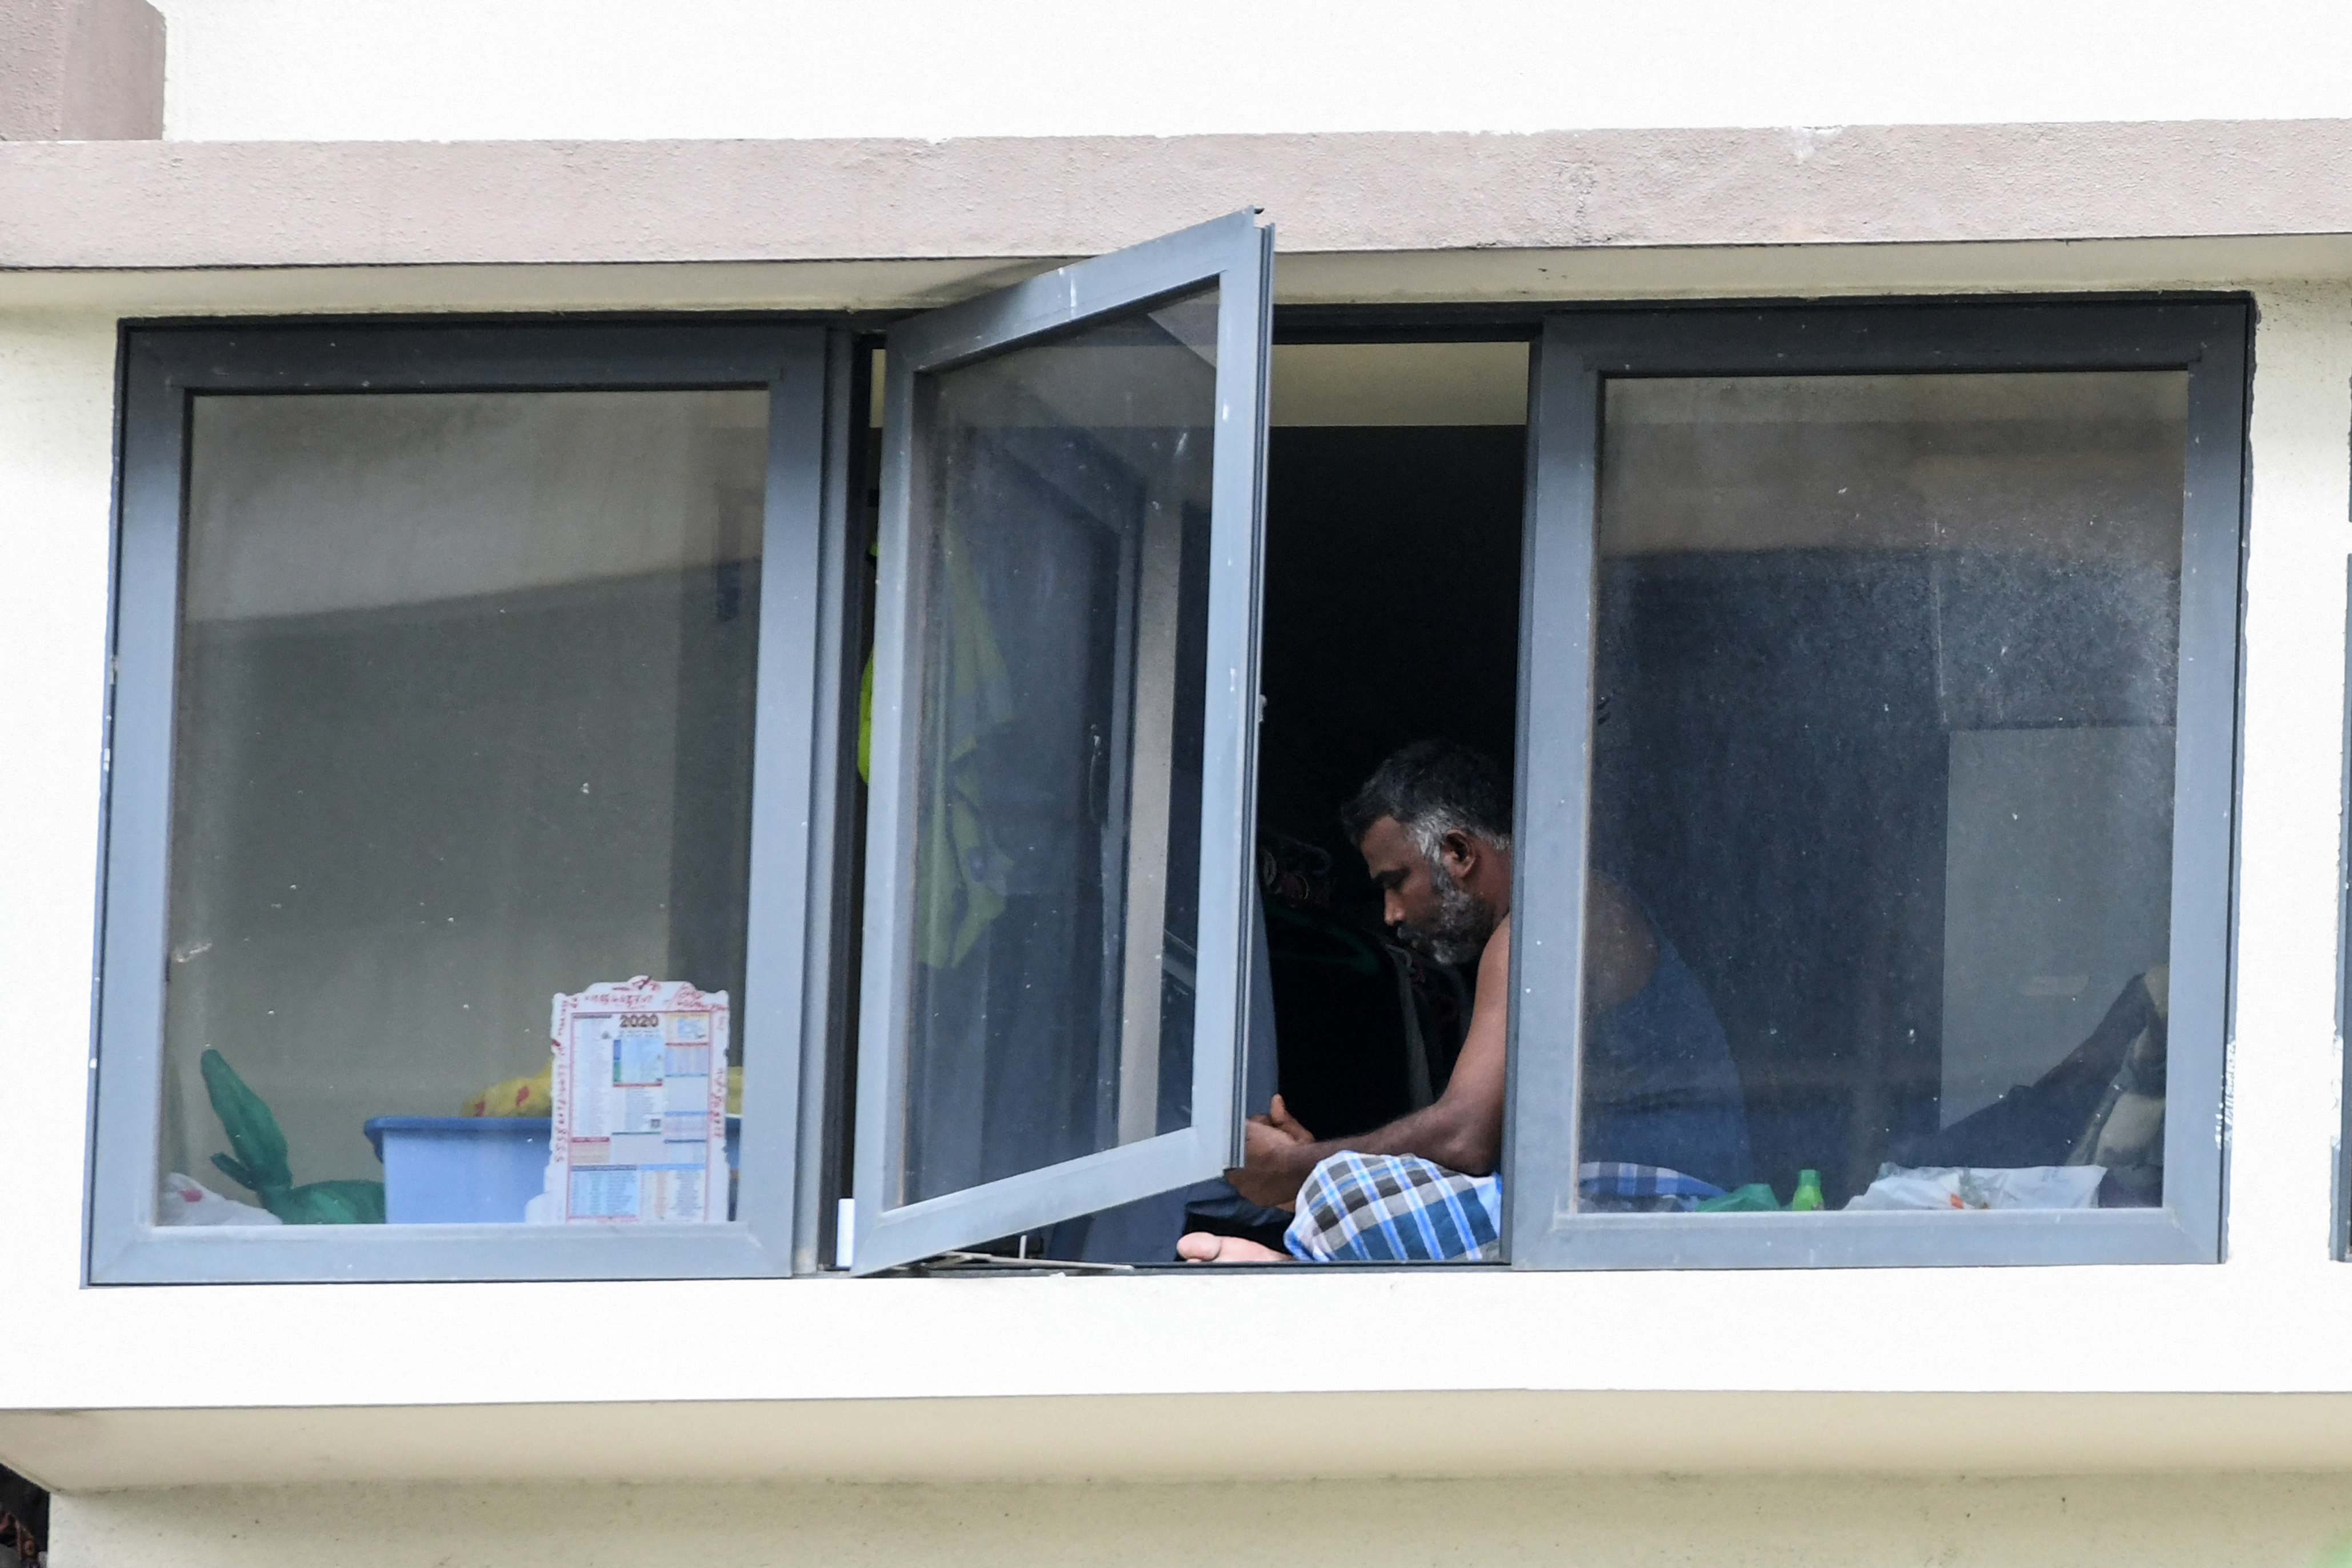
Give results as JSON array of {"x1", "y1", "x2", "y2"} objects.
[
  {"x1": 1227, "y1": 1095, "x2": 1317, "y2": 1209},
  {"x1": 1244, "y1": 1094, "x2": 1315, "y2": 1162}
]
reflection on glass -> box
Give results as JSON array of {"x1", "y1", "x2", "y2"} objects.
[
  {"x1": 895, "y1": 290, "x2": 1218, "y2": 1206},
  {"x1": 1586, "y1": 373, "x2": 2185, "y2": 1213},
  {"x1": 161, "y1": 390, "x2": 766, "y2": 1225}
]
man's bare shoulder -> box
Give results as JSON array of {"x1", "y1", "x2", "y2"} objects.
[{"x1": 1477, "y1": 914, "x2": 1512, "y2": 979}]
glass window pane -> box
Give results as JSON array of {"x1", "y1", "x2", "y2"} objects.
[
  {"x1": 1587, "y1": 371, "x2": 2185, "y2": 1213},
  {"x1": 162, "y1": 390, "x2": 766, "y2": 1226},
  {"x1": 895, "y1": 290, "x2": 1217, "y2": 1207}
]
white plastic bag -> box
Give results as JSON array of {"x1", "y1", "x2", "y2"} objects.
[
  {"x1": 1843, "y1": 1163, "x2": 2103, "y2": 1211},
  {"x1": 1966, "y1": 1165, "x2": 2105, "y2": 1210},
  {"x1": 1843, "y1": 1167, "x2": 1966, "y2": 1210},
  {"x1": 158, "y1": 1171, "x2": 282, "y2": 1226}
]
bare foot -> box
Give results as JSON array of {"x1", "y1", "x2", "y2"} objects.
[{"x1": 1177, "y1": 1231, "x2": 1289, "y2": 1262}]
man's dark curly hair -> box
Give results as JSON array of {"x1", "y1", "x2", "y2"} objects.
[{"x1": 1339, "y1": 739, "x2": 1513, "y2": 856}]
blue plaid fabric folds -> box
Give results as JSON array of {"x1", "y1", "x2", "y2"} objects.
[
  {"x1": 1282, "y1": 1153, "x2": 1503, "y2": 1262},
  {"x1": 1575, "y1": 1161, "x2": 1723, "y2": 1213},
  {"x1": 1281, "y1": 1155, "x2": 1729, "y2": 1259}
]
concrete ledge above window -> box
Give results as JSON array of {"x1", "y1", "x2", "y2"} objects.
[{"x1": 12, "y1": 120, "x2": 2352, "y2": 271}]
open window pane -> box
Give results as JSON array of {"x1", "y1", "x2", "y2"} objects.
[
  {"x1": 161, "y1": 389, "x2": 765, "y2": 1227},
  {"x1": 1585, "y1": 371, "x2": 2186, "y2": 1213},
  {"x1": 896, "y1": 295, "x2": 1217, "y2": 1205},
  {"x1": 854, "y1": 211, "x2": 1270, "y2": 1272}
]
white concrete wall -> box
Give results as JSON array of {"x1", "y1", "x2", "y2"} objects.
[
  {"x1": 48, "y1": 1473, "x2": 2352, "y2": 1568},
  {"x1": 147, "y1": 0, "x2": 2352, "y2": 143},
  {"x1": 0, "y1": 270, "x2": 2347, "y2": 1460},
  {"x1": 0, "y1": 309, "x2": 118, "y2": 1319}
]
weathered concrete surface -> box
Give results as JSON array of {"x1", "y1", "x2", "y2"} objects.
[
  {"x1": 0, "y1": 0, "x2": 162, "y2": 141},
  {"x1": 5, "y1": 120, "x2": 2352, "y2": 267}
]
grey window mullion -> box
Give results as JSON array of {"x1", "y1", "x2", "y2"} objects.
[
  {"x1": 2337, "y1": 557, "x2": 2352, "y2": 1260},
  {"x1": 851, "y1": 330, "x2": 922, "y2": 1227},
  {"x1": 2163, "y1": 306, "x2": 2253, "y2": 1263},
  {"x1": 87, "y1": 346, "x2": 194, "y2": 1279},
  {"x1": 790, "y1": 330, "x2": 869, "y2": 1274},
  {"x1": 1504, "y1": 321, "x2": 1604, "y2": 1267},
  {"x1": 1195, "y1": 217, "x2": 1278, "y2": 1167},
  {"x1": 1227, "y1": 221, "x2": 1279, "y2": 1146},
  {"x1": 729, "y1": 327, "x2": 834, "y2": 1277}
]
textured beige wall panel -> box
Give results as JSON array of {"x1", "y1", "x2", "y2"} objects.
[
  {"x1": 6, "y1": 121, "x2": 2352, "y2": 268},
  {"x1": 47, "y1": 1472, "x2": 2352, "y2": 1568},
  {"x1": 0, "y1": 0, "x2": 163, "y2": 140}
]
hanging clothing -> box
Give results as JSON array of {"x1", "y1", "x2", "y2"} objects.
[{"x1": 905, "y1": 525, "x2": 1018, "y2": 971}]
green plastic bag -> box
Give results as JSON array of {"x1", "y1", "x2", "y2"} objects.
[
  {"x1": 201, "y1": 1049, "x2": 386, "y2": 1225},
  {"x1": 1695, "y1": 1182, "x2": 1782, "y2": 1213}
]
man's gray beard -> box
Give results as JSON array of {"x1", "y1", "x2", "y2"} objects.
[{"x1": 1398, "y1": 857, "x2": 1498, "y2": 966}]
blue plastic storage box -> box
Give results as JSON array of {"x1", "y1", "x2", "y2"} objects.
[{"x1": 362, "y1": 1116, "x2": 741, "y2": 1225}]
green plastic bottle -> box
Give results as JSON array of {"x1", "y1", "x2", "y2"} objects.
[{"x1": 1789, "y1": 1169, "x2": 1826, "y2": 1211}]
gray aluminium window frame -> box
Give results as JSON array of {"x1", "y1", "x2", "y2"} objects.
[
  {"x1": 850, "y1": 210, "x2": 1274, "y2": 1274},
  {"x1": 1509, "y1": 299, "x2": 2248, "y2": 1270},
  {"x1": 89, "y1": 320, "x2": 843, "y2": 1283},
  {"x1": 2337, "y1": 556, "x2": 2352, "y2": 1261}
]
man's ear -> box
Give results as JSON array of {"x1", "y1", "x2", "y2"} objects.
[{"x1": 1439, "y1": 829, "x2": 1479, "y2": 877}]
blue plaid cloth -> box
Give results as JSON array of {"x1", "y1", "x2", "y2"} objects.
[
  {"x1": 1283, "y1": 1153, "x2": 1502, "y2": 1262},
  {"x1": 1281, "y1": 1155, "x2": 1727, "y2": 1259},
  {"x1": 1577, "y1": 1161, "x2": 1723, "y2": 1213}
]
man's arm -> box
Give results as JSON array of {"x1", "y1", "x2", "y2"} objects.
[{"x1": 1227, "y1": 914, "x2": 1512, "y2": 1208}]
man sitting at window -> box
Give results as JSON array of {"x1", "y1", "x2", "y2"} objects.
[{"x1": 1179, "y1": 739, "x2": 1750, "y2": 1263}]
